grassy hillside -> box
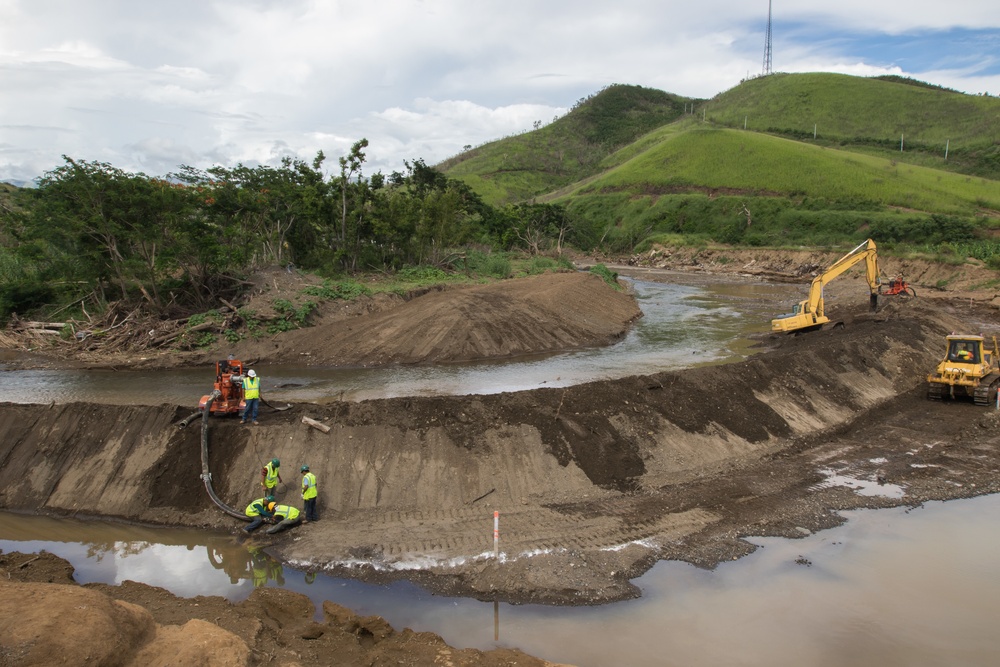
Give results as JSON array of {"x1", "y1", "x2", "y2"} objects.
[
  {"x1": 705, "y1": 72, "x2": 1000, "y2": 178},
  {"x1": 438, "y1": 73, "x2": 1000, "y2": 258},
  {"x1": 557, "y1": 124, "x2": 1000, "y2": 252},
  {"x1": 561, "y1": 126, "x2": 1000, "y2": 214},
  {"x1": 440, "y1": 84, "x2": 696, "y2": 205}
]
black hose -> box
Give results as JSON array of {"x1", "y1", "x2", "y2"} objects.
[
  {"x1": 176, "y1": 411, "x2": 201, "y2": 429},
  {"x1": 200, "y1": 390, "x2": 250, "y2": 522},
  {"x1": 261, "y1": 397, "x2": 291, "y2": 411}
]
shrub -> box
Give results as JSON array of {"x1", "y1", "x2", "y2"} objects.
[{"x1": 588, "y1": 263, "x2": 620, "y2": 289}]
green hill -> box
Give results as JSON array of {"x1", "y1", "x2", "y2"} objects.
[
  {"x1": 439, "y1": 84, "x2": 696, "y2": 205},
  {"x1": 440, "y1": 72, "x2": 1000, "y2": 255},
  {"x1": 556, "y1": 124, "x2": 1000, "y2": 251},
  {"x1": 704, "y1": 72, "x2": 1000, "y2": 178}
]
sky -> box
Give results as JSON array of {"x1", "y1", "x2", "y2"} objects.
[{"x1": 1, "y1": 0, "x2": 999, "y2": 185}]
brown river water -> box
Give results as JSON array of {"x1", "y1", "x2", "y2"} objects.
[
  {"x1": 2, "y1": 274, "x2": 999, "y2": 665},
  {"x1": 2, "y1": 495, "x2": 998, "y2": 667}
]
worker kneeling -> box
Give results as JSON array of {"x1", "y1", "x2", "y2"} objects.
[
  {"x1": 244, "y1": 495, "x2": 275, "y2": 533},
  {"x1": 266, "y1": 502, "x2": 301, "y2": 535}
]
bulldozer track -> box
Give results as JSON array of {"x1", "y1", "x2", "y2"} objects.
[{"x1": 972, "y1": 372, "x2": 1000, "y2": 406}]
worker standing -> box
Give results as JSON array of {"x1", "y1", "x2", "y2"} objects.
[
  {"x1": 301, "y1": 465, "x2": 319, "y2": 522},
  {"x1": 241, "y1": 369, "x2": 260, "y2": 425},
  {"x1": 262, "y1": 458, "x2": 282, "y2": 498},
  {"x1": 243, "y1": 495, "x2": 275, "y2": 533},
  {"x1": 266, "y1": 502, "x2": 302, "y2": 534}
]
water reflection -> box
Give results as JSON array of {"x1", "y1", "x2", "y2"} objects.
[
  {"x1": 0, "y1": 276, "x2": 793, "y2": 406},
  {"x1": 4, "y1": 495, "x2": 1000, "y2": 667},
  {"x1": 0, "y1": 513, "x2": 285, "y2": 597}
]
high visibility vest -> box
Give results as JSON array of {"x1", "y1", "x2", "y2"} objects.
[
  {"x1": 264, "y1": 462, "x2": 279, "y2": 488},
  {"x1": 302, "y1": 472, "x2": 318, "y2": 500},
  {"x1": 245, "y1": 498, "x2": 269, "y2": 517},
  {"x1": 272, "y1": 504, "x2": 300, "y2": 521},
  {"x1": 243, "y1": 376, "x2": 260, "y2": 399}
]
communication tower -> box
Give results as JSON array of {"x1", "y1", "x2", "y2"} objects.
[{"x1": 762, "y1": 0, "x2": 773, "y2": 75}]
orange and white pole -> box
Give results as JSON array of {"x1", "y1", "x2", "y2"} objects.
[{"x1": 493, "y1": 511, "x2": 499, "y2": 558}]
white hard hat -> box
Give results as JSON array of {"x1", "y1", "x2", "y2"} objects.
[{"x1": 247, "y1": 369, "x2": 256, "y2": 377}]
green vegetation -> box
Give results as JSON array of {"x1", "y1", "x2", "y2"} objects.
[
  {"x1": 705, "y1": 72, "x2": 1000, "y2": 178},
  {"x1": 441, "y1": 84, "x2": 696, "y2": 205},
  {"x1": 588, "y1": 264, "x2": 621, "y2": 289},
  {"x1": 4, "y1": 72, "x2": 1000, "y2": 329}
]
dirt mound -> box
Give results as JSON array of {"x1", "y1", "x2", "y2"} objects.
[
  {"x1": 0, "y1": 270, "x2": 641, "y2": 371},
  {"x1": 270, "y1": 271, "x2": 642, "y2": 366},
  {"x1": 0, "y1": 551, "x2": 559, "y2": 667}
]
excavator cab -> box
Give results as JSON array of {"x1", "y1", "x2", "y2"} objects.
[
  {"x1": 927, "y1": 335, "x2": 1000, "y2": 404},
  {"x1": 199, "y1": 358, "x2": 248, "y2": 416}
]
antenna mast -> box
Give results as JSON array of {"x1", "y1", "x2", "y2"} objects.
[{"x1": 762, "y1": 0, "x2": 773, "y2": 75}]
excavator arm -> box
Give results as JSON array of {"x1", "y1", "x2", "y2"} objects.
[{"x1": 772, "y1": 239, "x2": 881, "y2": 334}]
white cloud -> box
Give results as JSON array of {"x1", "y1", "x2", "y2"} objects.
[{"x1": 1, "y1": 0, "x2": 998, "y2": 184}]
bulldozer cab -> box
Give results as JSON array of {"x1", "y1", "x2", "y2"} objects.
[{"x1": 947, "y1": 338, "x2": 982, "y2": 364}]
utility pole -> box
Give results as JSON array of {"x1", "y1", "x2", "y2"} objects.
[{"x1": 762, "y1": 0, "x2": 773, "y2": 75}]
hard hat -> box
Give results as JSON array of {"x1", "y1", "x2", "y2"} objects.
[
  {"x1": 247, "y1": 369, "x2": 256, "y2": 378},
  {"x1": 301, "y1": 465, "x2": 309, "y2": 472},
  {"x1": 271, "y1": 458, "x2": 280, "y2": 467},
  {"x1": 267, "y1": 502, "x2": 276, "y2": 512},
  {"x1": 265, "y1": 495, "x2": 275, "y2": 503}
]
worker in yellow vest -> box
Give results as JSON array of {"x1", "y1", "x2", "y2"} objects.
[
  {"x1": 301, "y1": 465, "x2": 319, "y2": 522},
  {"x1": 265, "y1": 502, "x2": 301, "y2": 534},
  {"x1": 243, "y1": 495, "x2": 274, "y2": 533},
  {"x1": 241, "y1": 369, "x2": 261, "y2": 424},
  {"x1": 261, "y1": 458, "x2": 282, "y2": 497}
]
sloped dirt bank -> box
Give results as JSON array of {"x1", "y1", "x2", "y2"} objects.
[
  {"x1": 617, "y1": 243, "x2": 1000, "y2": 299},
  {"x1": 0, "y1": 551, "x2": 559, "y2": 667},
  {"x1": 0, "y1": 270, "x2": 642, "y2": 371},
  {"x1": 3, "y1": 293, "x2": 1000, "y2": 606}
]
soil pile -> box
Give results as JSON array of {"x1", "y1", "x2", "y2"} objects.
[
  {"x1": 0, "y1": 269, "x2": 641, "y2": 370},
  {"x1": 0, "y1": 551, "x2": 561, "y2": 667}
]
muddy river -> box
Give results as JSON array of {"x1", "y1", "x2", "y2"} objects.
[
  {"x1": 0, "y1": 275, "x2": 793, "y2": 405},
  {"x1": 2, "y1": 272, "x2": 998, "y2": 665},
  {"x1": 3, "y1": 494, "x2": 998, "y2": 666}
]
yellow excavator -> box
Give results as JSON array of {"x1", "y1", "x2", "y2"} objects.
[
  {"x1": 771, "y1": 239, "x2": 881, "y2": 334},
  {"x1": 927, "y1": 334, "x2": 1000, "y2": 404}
]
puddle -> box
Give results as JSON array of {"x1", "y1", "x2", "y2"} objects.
[{"x1": 816, "y1": 467, "x2": 906, "y2": 498}]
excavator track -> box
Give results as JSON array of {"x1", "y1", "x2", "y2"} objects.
[{"x1": 973, "y1": 373, "x2": 1000, "y2": 406}]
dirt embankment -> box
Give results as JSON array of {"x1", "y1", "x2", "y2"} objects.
[
  {"x1": 0, "y1": 270, "x2": 642, "y2": 371},
  {"x1": 0, "y1": 551, "x2": 561, "y2": 667}
]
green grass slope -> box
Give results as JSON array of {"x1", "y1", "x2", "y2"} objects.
[
  {"x1": 705, "y1": 73, "x2": 1000, "y2": 178},
  {"x1": 555, "y1": 124, "x2": 1000, "y2": 252},
  {"x1": 439, "y1": 84, "x2": 695, "y2": 205},
  {"x1": 563, "y1": 126, "x2": 1000, "y2": 214}
]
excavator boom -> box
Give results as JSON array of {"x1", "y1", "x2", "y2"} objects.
[{"x1": 771, "y1": 239, "x2": 881, "y2": 334}]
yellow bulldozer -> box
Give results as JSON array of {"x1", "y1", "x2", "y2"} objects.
[{"x1": 926, "y1": 334, "x2": 1000, "y2": 404}]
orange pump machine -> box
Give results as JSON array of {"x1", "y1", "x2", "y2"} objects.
[{"x1": 199, "y1": 358, "x2": 247, "y2": 417}]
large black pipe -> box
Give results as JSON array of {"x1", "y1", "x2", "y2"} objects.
[{"x1": 200, "y1": 390, "x2": 250, "y2": 522}]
